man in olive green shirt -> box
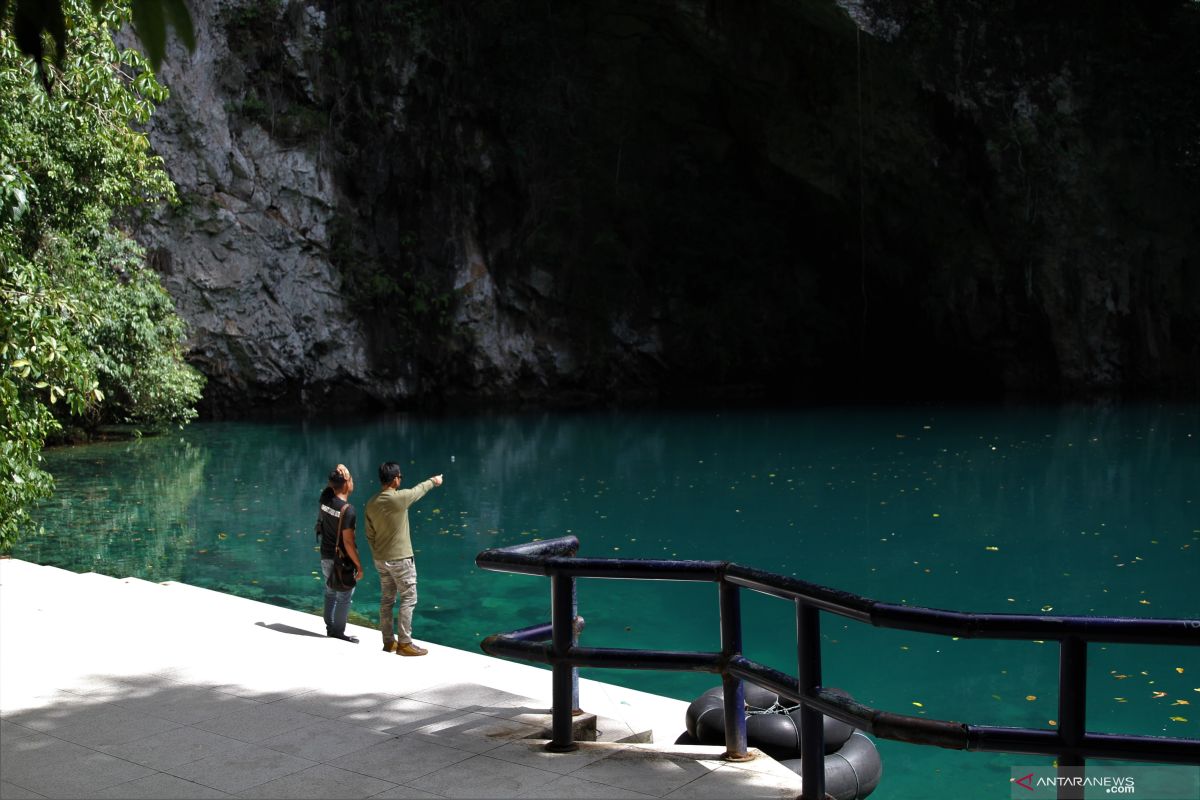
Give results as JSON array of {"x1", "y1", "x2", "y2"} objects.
[{"x1": 365, "y1": 461, "x2": 444, "y2": 656}]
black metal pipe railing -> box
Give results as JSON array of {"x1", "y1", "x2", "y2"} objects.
[{"x1": 476, "y1": 536, "x2": 1200, "y2": 800}]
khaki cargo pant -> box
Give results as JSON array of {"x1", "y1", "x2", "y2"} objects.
[{"x1": 375, "y1": 557, "x2": 418, "y2": 645}]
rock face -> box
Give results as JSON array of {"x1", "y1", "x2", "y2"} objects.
[
  {"x1": 138, "y1": 3, "x2": 373, "y2": 415},
  {"x1": 136, "y1": 0, "x2": 1200, "y2": 415}
]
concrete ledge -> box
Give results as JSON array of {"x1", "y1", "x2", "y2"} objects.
[{"x1": 0, "y1": 558, "x2": 804, "y2": 798}]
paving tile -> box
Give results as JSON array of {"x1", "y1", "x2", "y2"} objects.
[
  {"x1": 0, "y1": 720, "x2": 37, "y2": 741},
  {"x1": 90, "y1": 773, "x2": 234, "y2": 799},
  {"x1": 0, "y1": 729, "x2": 59, "y2": 764},
  {"x1": 0, "y1": 733, "x2": 155, "y2": 797},
  {"x1": 0, "y1": 689, "x2": 101, "y2": 722},
  {"x1": 194, "y1": 702, "x2": 322, "y2": 743},
  {"x1": 59, "y1": 675, "x2": 159, "y2": 704},
  {"x1": 42, "y1": 703, "x2": 183, "y2": 748},
  {"x1": 166, "y1": 744, "x2": 317, "y2": 794},
  {"x1": 236, "y1": 763, "x2": 397, "y2": 799},
  {"x1": 365, "y1": 785, "x2": 443, "y2": 799},
  {"x1": 522, "y1": 775, "x2": 657, "y2": 799},
  {"x1": 99, "y1": 726, "x2": 245, "y2": 770},
  {"x1": 406, "y1": 683, "x2": 545, "y2": 718},
  {"x1": 329, "y1": 736, "x2": 474, "y2": 785},
  {"x1": 405, "y1": 711, "x2": 543, "y2": 754},
  {"x1": 271, "y1": 689, "x2": 399, "y2": 720},
  {"x1": 571, "y1": 747, "x2": 716, "y2": 797},
  {"x1": 339, "y1": 697, "x2": 459, "y2": 734},
  {"x1": 210, "y1": 681, "x2": 315, "y2": 705},
  {"x1": 407, "y1": 753, "x2": 560, "y2": 798},
  {"x1": 661, "y1": 764, "x2": 802, "y2": 799},
  {"x1": 0, "y1": 780, "x2": 47, "y2": 799},
  {"x1": 485, "y1": 739, "x2": 625, "y2": 775},
  {"x1": 258, "y1": 718, "x2": 392, "y2": 762},
  {"x1": 114, "y1": 683, "x2": 261, "y2": 724}
]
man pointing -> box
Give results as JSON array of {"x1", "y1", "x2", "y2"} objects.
[{"x1": 365, "y1": 462, "x2": 443, "y2": 656}]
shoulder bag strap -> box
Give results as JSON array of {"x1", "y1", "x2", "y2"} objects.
[{"x1": 333, "y1": 505, "x2": 347, "y2": 559}]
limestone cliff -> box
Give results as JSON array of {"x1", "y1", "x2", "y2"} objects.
[{"x1": 136, "y1": 0, "x2": 1200, "y2": 414}]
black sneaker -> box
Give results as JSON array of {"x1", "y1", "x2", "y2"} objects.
[{"x1": 328, "y1": 632, "x2": 359, "y2": 643}]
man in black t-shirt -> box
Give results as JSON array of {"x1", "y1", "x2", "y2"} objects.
[{"x1": 317, "y1": 464, "x2": 364, "y2": 642}]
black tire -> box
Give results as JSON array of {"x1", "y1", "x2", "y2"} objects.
[
  {"x1": 779, "y1": 731, "x2": 883, "y2": 800},
  {"x1": 684, "y1": 683, "x2": 856, "y2": 758}
]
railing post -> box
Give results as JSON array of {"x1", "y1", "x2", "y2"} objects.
[
  {"x1": 1057, "y1": 636, "x2": 1087, "y2": 800},
  {"x1": 719, "y1": 581, "x2": 750, "y2": 761},
  {"x1": 572, "y1": 579, "x2": 582, "y2": 715},
  {"x1": 547, "y1": 572, "x2": 579, "y2": 752},
  {"x1": 797, "y1": 601, "x2": 826, "y2": 800}
]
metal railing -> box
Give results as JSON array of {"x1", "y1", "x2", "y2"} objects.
[{"x1": 476, "y1": 536, "x2": 1200, "y2": 800}]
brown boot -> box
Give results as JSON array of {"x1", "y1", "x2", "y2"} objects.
[
  {"x1": 396, "y1": 642, "x2": 428, "y2": 657},
  {"x1": 382, "y1": 640, "x2": 398, "y2": 653}
]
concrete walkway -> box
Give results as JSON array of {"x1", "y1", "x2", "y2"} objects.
[{"x1": 0, "y1": 558, "x2": 805, "y2": 799}]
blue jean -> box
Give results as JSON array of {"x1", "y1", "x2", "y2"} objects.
[{"x1": 321, "y1": 558, "x2": 355, "y2": 636}]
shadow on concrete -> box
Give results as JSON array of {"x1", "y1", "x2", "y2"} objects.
[
  {"x1": 254, "y1": 621, "x2": 325, "y2": 638},
  {"x1": 0, "y1": 671, "x2": 557, "y2": 798}
]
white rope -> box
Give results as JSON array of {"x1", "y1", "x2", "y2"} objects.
[{"x1": 746, "y1": 701, "x2": 802, "y2": 716}]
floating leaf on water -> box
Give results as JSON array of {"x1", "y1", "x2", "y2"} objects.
[
  {"x1": 1177, "y1": 667, "x2": 1185, "y2": 674},
  {"x1": 1173, "y1": 700, "x2": 1190, "y2": 706},
  {"x1": 991, "y1": 694, "x2": 1001, "y2": 701},
  {"x1": 912, "y1": 701, "x2": 923, "y2": 707},
  {"x1": 1041, "y1": 605, "x2": 1053, "y2": 612},
  {"x1": 1139, "y1": 599, "x2": 1151, "y2": 605},
  {"x1": 1115, "y1": 697, "x2": 1127, "y2": 703},
  {"x1": 1025, "y1": 695, "x2": 1037, "y2": 701},
  {"x1": 1113, "y1": 674, "x2": 1130, "y2": 680},
  {"x1": 197, "y1": 549, "x2": 207, "y2": 554},
  {"x1": 1169, "y1": 717, "x2": 1188, "y2": 723},
  {"x1": 1152, "y1": 691, "x2": 1167, "y2": 699},
  {"x1": 985, "y1": 546, "x2": 999, "y2": 551},
  {"x1": 217, "y1": 533, "x2": 227, "y2": 540},
  {"x1": 1048, "y1": 720, "x2": 1057, "y2": 727}
]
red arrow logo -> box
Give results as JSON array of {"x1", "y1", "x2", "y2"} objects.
[{"x1": 1014, "y1": 773, "x2": 1035, "y2": 791}]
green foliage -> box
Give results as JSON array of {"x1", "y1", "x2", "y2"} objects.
[
  {"x1": 1, "y1": 0, "x2": 202, "y2": 550},
  {"x1": 0, "y1": 0, "x2": 192, "y2": 88}
]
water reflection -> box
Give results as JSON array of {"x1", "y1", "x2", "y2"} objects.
[{"x1": 19, "y1": 406, "x2": 1198, "y2": 735}]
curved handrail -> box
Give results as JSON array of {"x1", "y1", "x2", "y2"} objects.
[
  {"x1": 478, "y1": 537, "x2": 1199, "y2": 643},
  {"x1": 476, "y1": 536, "x2": 1200, "y2": 799}
]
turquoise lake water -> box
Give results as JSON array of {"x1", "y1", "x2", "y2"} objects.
[{"x1": 18, "y1": 405, "x2": 1200, "y2": 798}]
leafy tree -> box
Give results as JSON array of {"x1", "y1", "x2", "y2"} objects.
[
  {"x1": 0, "y1": 0, "x2": 192, "y2": 89},
  {"x1": 1, "y1": 0, "x2": 203, "y2": 550}
]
